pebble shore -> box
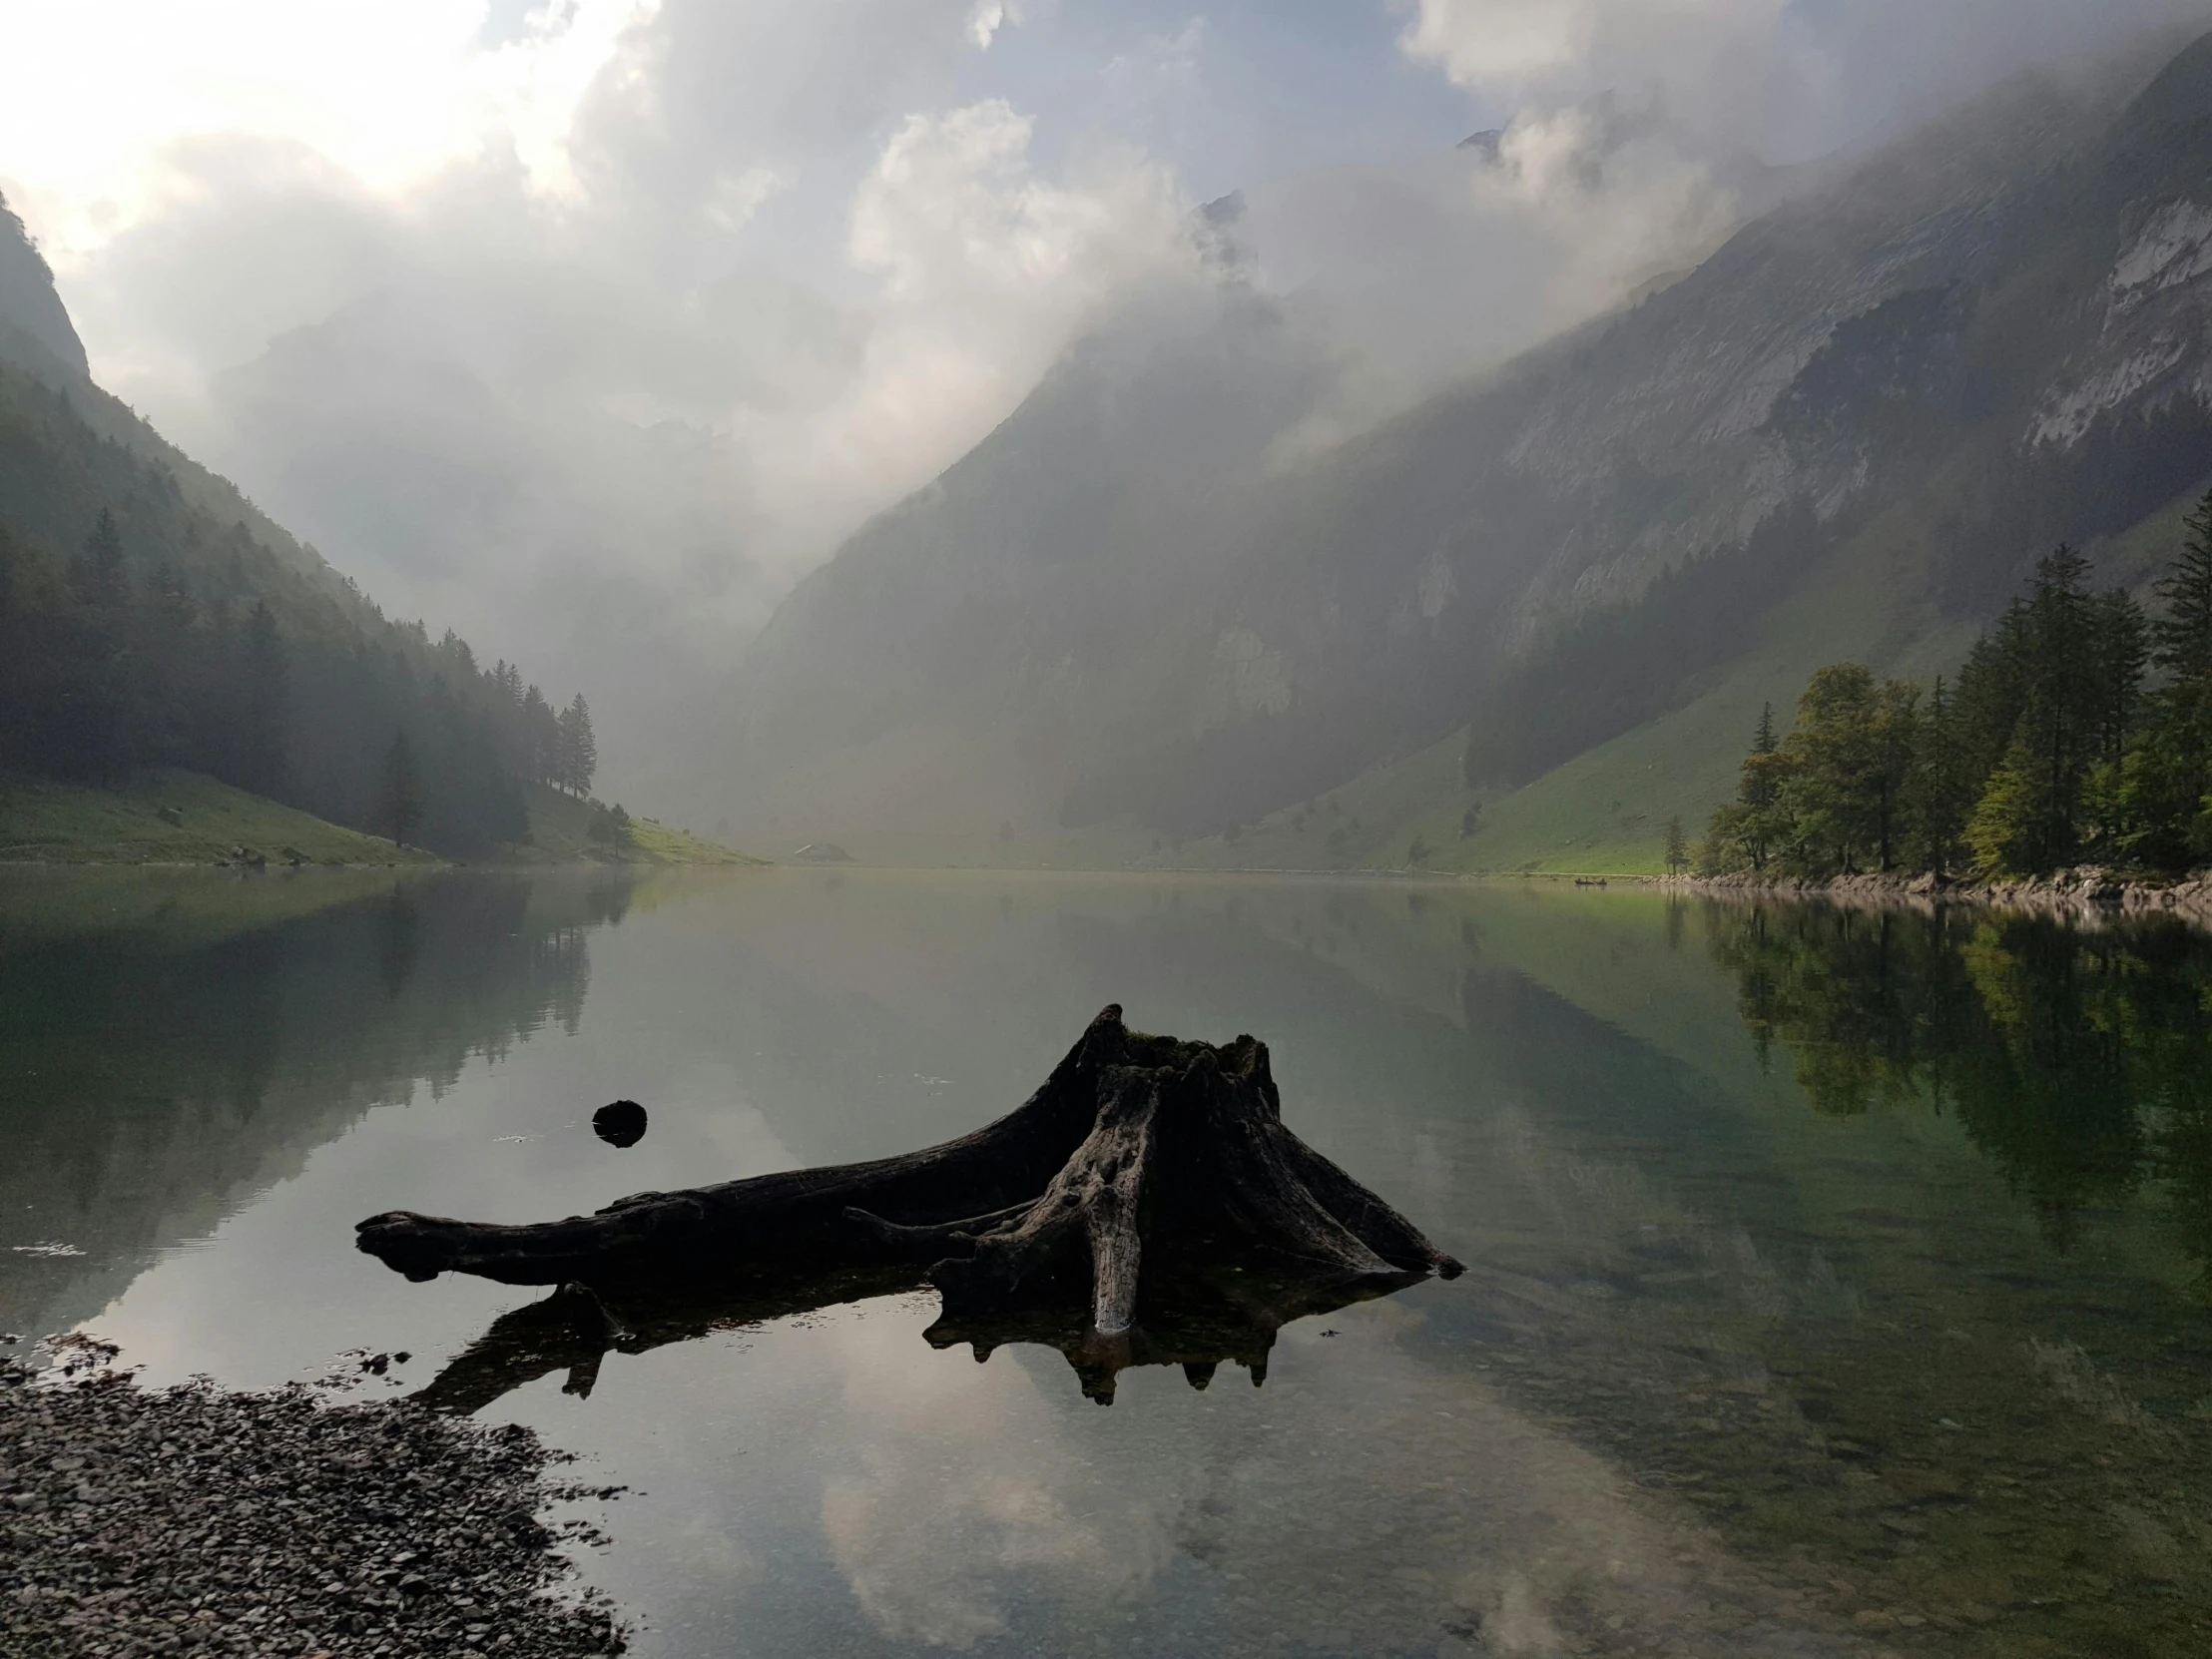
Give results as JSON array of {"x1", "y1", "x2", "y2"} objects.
[
  {"x1": 2, "y1": 1346, "x2": 627, "y2": 1658},
  {"x1": 1657, "y1": 866, "x2": 2212, "y2": 928}
]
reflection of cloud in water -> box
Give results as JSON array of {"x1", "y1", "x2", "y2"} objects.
[
  {"x1": 788, "y1": 1286, "x2": 1850, "y2": 1656},
  {"x1": 819, "y1": 1315, "x2": 1169, "y2": 1647},
  {"x1": 1186, "y1": 1302, "x2": 1855, "y2": 1656}
]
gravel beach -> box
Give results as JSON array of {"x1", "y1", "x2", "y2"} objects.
[{"x1": 2, "y1": 1344, "x2": 627, "y2": 1658}]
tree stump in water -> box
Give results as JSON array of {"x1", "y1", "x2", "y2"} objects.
[{"x1": 358, "y1": 1006, "x2": 1459, "y2": 1376}]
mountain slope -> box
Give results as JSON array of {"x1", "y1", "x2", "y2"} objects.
[
  {"x1": 718, "y1": 28, "x2": 2212, "y2": 864},
  {"x1": 0, "y1": 195, "x2": 607, "y2": 855}
]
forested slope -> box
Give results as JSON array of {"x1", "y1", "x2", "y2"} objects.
[{"x1": 0, "y1": 195, "x2": 605, "y2": 856}]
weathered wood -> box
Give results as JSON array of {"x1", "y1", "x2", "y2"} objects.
[{"x1": 357, "y1": 1006, "x2": 1460, "y2": 1355}]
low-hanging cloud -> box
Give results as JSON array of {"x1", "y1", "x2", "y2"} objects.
[
  {"x1": 1242, "y1": 0, "x2": 2212, "y2": 447},
  {"x1": 1402, "y1": 0, "x2": 2212, "y2": 156}
]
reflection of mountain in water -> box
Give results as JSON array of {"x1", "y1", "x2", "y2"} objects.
[
  {"x1": 0, "y1": 871, "x2": 632, "y2": 1340},
  {"x1": 1705, "y1": 901, "x2": 2212, "y2": 1284}
]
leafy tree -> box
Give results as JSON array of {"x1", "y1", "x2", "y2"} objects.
[
  {"x1": 378, "y1": 729, "x2": 425, "y2": 848},
  {"x1": 587, "y1": 801, "x2": 635, "y2": 846},
  {"x1": 1963, "y1": 731, "x2": 2043, "y2": 878},
  {"x1": 1769, "y1": 666, "x2": 1919, "y2": 874}
]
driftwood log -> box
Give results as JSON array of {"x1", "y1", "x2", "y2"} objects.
[{"x1": 359, "y1": 1006, "x2": 1459, "y2": 1400}]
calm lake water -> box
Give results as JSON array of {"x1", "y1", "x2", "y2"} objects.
[{"x1": 5, "y1": 867, "x2": 2211, "y2": 1658}]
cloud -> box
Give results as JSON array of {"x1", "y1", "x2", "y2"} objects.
[
  {"x1": 833, "y1": 101, "x2": 1192, "y2": 499},
  {"x1": 1390, "y1": 0, "x2": 1821, "y2": 299},
  {"x1": 1401, "y1": 0, "x2": 2212, "y2": 162},
  {"x1": 966, "y1": 2, "x2": 1033, "y2": 52},
  {"x1": 1400, "y1": 0, "x2": 1801, "y2": 119},
  {"x1": 4, "y1": 0, "x2": 1199, "y2": 806},
  {"x1": 0, "y1": 0, "x2": 661, "y2": 260}
]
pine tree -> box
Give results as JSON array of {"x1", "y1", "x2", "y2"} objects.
[
  {"x1": 379, "y1": 730, "x2": 425, "y2": 848},
  {"x1": 1948, "y1": 547, "x2": 2141, "y2": 875},
  {"x1": 522, "y1": 686, "x2": 558, "y2": 786},
  {"x1": 1910, "y1": 675, "x2": 1972, "y2": 876},
  {"x1": 1664, "y1": 816, "x2": 1688, "y2": 874},
  {"x1": 2128, "y1": 490, "x2": 2212, "y2": 867},
  {"x1": 556, "y1": 694, "x2": 597, "y2": 797},
  {"x1": 1707, "y1": 702, "x2": 1793, "y2": 872}
]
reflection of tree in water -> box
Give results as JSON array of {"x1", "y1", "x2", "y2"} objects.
[
  {"x1": 0, "y1": 873, "x2": 627, "y2": 1336},
  {"x1": 1706, "y1": 901, "x2": 2212, "y2": 1285},
  {"x1": 376, "y1": 890, "x2": 420, "y2": 1001}
]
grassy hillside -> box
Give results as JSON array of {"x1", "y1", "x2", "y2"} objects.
[
  {"x1": 0, "y1": 769, "x2": 436, "y2": 865},
  {"x1": 510, "y1": 785, "x2": 763, "y2": 866}
]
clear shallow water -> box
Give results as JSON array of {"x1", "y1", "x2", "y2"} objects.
[{"x1": 4, "y1": 867, "x2": 2211, "y2": 1657}]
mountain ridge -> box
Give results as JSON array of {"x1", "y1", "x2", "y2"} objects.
[{"x1": 713, "y1": 27, "x2": 2212, "y2": 865}]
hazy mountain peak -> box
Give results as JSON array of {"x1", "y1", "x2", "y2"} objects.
[{"x1": 0, "y1": 191, "x2": 91, "y2": 385}]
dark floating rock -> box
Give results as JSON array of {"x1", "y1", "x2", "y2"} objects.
[
  {"x1": 360, "y1": 1006, "x2": 1461, "y2": 1405},
  {"x1": 592, "y1": 1100, "x2": 648, "y2": 1148}
]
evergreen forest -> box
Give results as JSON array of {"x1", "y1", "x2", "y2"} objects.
[{"x1": 1703, "y1": 491, "x2": 2212, "y2": 881}]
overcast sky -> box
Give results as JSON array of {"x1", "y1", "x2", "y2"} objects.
[{"x1": 3, "y1": 0, "x2": 2207, "y2": 797}]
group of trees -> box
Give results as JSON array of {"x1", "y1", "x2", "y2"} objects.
[
  {"x1": 1703, "y1": 493, "x2": 2212, "y2": 880},
  {"x1": 483, "y1": 661, "x2": 596, "y2": 798},
  {"x1": 0, "y1": 512, "x2": 291, "y2": 797},
  {"x1": 1, "y1": 505, "x2": 598, "y2": 855}
]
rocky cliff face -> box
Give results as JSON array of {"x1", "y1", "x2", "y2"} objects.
[
  {"x1": 719, "y1": 29, "x2": 2212, "y2": 850},
  {"x1": 0, "y1": 193, "x2": 89, "y2": 384}
]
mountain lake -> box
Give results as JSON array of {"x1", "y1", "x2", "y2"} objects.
[{"x1": 4, "y1": 865, "x2": 2210, "y2": 1658}]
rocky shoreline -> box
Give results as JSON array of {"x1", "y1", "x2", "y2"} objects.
[
  {"x1": 1, "y1": 1343, "x2": 627, "y2": 1658},
  {"x1": 1655, "y1": 867, "x2": 2212, "y2": 927}
]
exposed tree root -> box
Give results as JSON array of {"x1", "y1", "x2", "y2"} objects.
[{"x1": 360, "y1": 1006, "x2": 1459, "y2": 1399}]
